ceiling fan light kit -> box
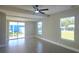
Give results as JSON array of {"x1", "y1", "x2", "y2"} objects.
[{"x1": 35, "y1": 10, "x2": 39, "y2": 13}]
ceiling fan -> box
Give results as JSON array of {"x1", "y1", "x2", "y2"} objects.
[{"x1": 33, "y1": 5, "x2": 49, "y2": 16}]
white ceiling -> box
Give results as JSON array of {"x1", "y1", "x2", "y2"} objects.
[
  {"x1": 0, "y1": 5, "x2": 78, "y2": 21},
  {"x1": 11, "y1": 5, "x2": 74, "y2": 15}
]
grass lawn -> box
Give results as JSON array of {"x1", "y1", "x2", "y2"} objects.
[
  {"x1": 9, "y1": 32, "x2": 23, "y2": 36},
  {"x1": 61, "y1": 31, "x2": 74, "y2": 41}
]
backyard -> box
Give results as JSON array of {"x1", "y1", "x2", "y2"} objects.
[{"x1": 9, "y1": 32, "x2": 24, "y2": 39}]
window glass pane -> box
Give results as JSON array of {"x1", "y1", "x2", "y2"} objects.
[
  {"x1": 9, "y1": 22, "x2": 25, "y2": 39},
  {"x1": 9, "y1": 22, "x2": 18, "y2": 39},
  {"x1": 18, "y1": 22, "x2": 25, "y2": 38},
  {"x1": 60, "y1": 16, "x2": 75, "y2": 41},
  {"x1": 37, "y1": 21, "x2": 42, "y2": 35}
]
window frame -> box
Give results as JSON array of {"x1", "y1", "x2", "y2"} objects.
[{"x1": 60, "y1": 16, "x2": 75, "y2": 41}]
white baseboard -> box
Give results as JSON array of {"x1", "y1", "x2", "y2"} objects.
[{"x1": 35, "y1": 36, "x2": 79, "y2": 52}]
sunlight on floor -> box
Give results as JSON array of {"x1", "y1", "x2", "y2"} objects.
[
  {"x1": 36, "y1": 42, "x2": 43, "y2": 53},
  {"x1": 8, "y1": 39, "x2": 25, "y2": 47}
]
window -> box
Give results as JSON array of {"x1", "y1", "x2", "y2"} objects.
[
  {"x1": 9, "y1": 22, "x2": 25, "y2": 39},
  {"x1": 37, "y1": 21, "x2": 42, "y2": 35},
  {"x1": 60, "y1": 16, "x2": 75, "y2": 41}
]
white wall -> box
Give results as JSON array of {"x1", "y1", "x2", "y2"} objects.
[
  {"x1": 36, "y1": 7, "x2": 79, "y2": 50},
  {"x1": 0, "y1": 12, "x2": 6, "y2": 47},
  {"x1": 25, "y1": 21, "x2": 36, "y2": 39}
]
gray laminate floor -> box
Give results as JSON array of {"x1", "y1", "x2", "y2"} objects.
[{"x1": 0, "y1": 38, "x2": 76, "y2": 53}]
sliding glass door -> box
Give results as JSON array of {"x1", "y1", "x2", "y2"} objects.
[
  {"x1": 17, "y1": 22, "x2": 25, "y2": 38},
  {"x1": 9, "y1": 21, "x2": 25, "y2": 39}
]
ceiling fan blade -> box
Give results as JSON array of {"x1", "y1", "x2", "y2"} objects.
[
  {"x1": 39, "y1": 9, "x2": 48, "y2": 11},
  {"x1": 39, "y1": 11, "x2": 50, "y2": 16},
  {"x1": 39, "y1": 11, "x2": 45, "y2": 14}
]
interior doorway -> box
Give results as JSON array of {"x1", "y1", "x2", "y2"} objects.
[{"x1": 9, "y1": 21, "x2": 25, "y2": 40}]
